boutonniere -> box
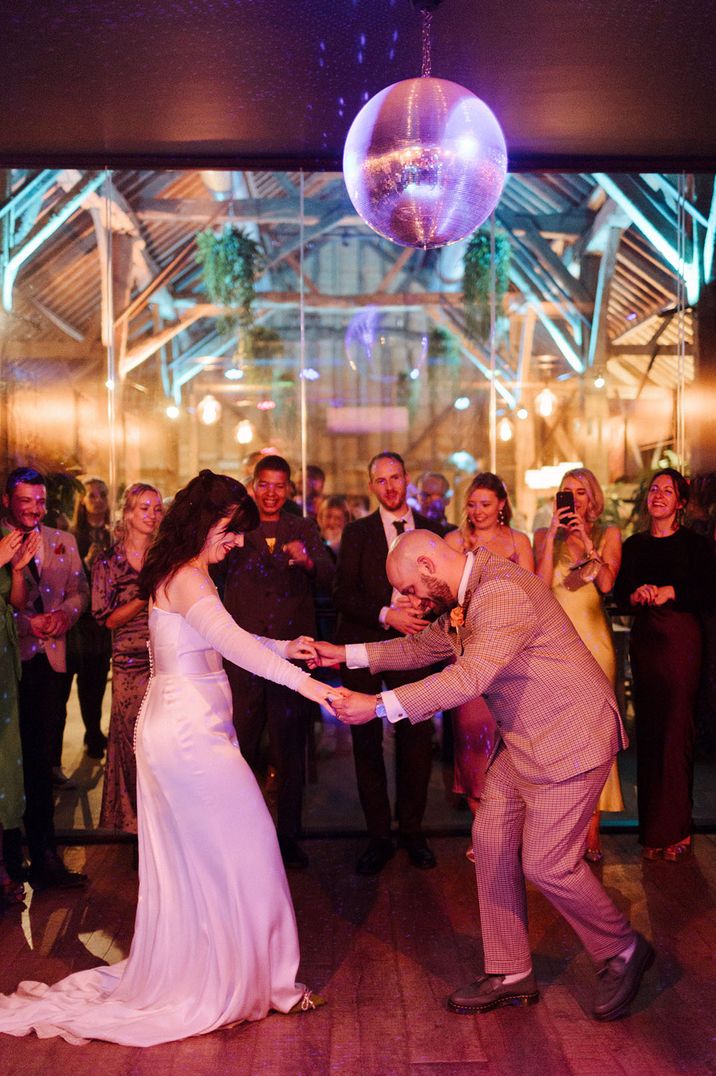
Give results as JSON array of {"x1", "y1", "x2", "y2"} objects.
[
  {"x1": 449, "y1": 604, "x2": 465, "y2": 650},
  {"x1": 53, "y1": 542, "x2": 66, "y2": 556}
]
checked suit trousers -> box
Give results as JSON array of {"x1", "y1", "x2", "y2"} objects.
[{"x1": 472, "y1": 748, "x2": 633, "y2": 973}]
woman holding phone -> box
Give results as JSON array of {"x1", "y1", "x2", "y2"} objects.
[{"x1": 534, "y1": 468, "x2": 624, "y2": 861}]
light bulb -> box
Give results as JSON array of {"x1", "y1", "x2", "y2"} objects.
[
  {"x1": 593, "y1": 374, "x2": 606, "y2": 389},
  {"x1": 224, "y1": 367, "x2": 244, "y2": 381},
  {"x1": 535, "y1": 387, "x2": 557, "y2": 419},
  {"x1": 454, "y1": 396, "x2": 470, "y2": 411},
  {"x1": 165, "y1": 404, "x2": 180, "y2": 420},
  {"x1": 235, "y1": 419, "x2": 254, "y2": 445},
  {"x1": 498, "y1": 417, "x2": 513, "y2": 442},
  {"x1": 197, "y1": 393, "x2": 221, "y2": 426},
  {"x1": 516, "y1": 407, "x2": 529, "y2": 420}
]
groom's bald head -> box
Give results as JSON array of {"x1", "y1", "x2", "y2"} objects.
[{"x1": 386, "y1": 529, "x2": 465, "y2": 620}]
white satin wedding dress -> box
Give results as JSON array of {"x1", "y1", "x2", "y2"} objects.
[{"x1": 0, "y1": 594, "x2": 313, "y2": 1046}]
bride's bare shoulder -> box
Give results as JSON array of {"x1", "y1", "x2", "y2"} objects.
[{"x1": 157, "y1": 565, "x2": 216, "y2": 611}]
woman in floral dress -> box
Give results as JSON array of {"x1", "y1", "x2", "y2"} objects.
[{"x1": 92, "y1": 484, "x2": 163, "y2": 832}]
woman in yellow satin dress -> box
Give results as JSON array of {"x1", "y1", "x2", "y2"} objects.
[{"x1": 534, "y1": 468, "x2": 624, "y2": 860}]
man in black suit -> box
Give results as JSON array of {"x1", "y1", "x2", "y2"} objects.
[
  {"x1": 334, "y1": 451, "x2": 442, "y2": 874},
  {"x1": 222, "y1": 455, "x2": 335, "y2": 870}
]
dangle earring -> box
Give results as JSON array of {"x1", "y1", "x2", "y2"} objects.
[{"x1": 498, "y1": 506, "x2": 506, "y2": 526}]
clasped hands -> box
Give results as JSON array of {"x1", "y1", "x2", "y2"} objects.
[
  {"x1": 288, "y1": 636, "x2": 377, "y2": 724},
  {"x1": 630, "y1": 583, "x2": 675, "y2": 606}
]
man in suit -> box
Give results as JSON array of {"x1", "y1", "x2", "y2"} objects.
[
  {"x1": 414, "y1": 471, "x2": 456, "y2": 536},
  {"x1": 2, "y1": 467, "x2": 89, "y2": 890},
  {"x1": 221, "y1": 455, "x2": 335, "y2": 870},
  {"x1": 318, "y1": 530, "x2": 654, "y2": 1022},
  {"x1": 334, "y1": 452, "x2": 442, "y2": 875}
]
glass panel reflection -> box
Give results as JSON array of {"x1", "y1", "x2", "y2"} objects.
[{"x1": 0, "y1": 168, "x2": 714, "y2": 838}]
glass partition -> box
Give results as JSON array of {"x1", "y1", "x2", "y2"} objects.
[{"x1": 1, "y1": 167, "x2": 714, "y2": 836}]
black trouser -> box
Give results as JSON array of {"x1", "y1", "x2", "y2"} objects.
[
  {"x1": 226, "y1": 664, "x2": 309, "y2": 840},
  {"x1": 54, "y1": 619, "x2": 111, "y2": 763},
  {"x1": 342, "y1": 665, "x2": 434, "y2": 841},
  {"x1": 14, "y1": 653, "x2": 72, "y2": 865}
]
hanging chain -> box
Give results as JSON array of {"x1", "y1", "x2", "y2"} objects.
[
  {"x1": 676, "y1": 173, "x2": 686, "y2": 467},
  {"x1": 421, "y1": 10, "x2": 432, "y2": 77},
  {"x1": 488, "y1": 214, "x2": 498, "y2": 473}
]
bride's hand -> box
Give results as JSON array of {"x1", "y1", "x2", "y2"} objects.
[
  {"x1": 286, "y1": 635, "x2": 318, "y2": 662},
  {"x1": 298, "y1": 679, "x2": 349, "y2": 714}
]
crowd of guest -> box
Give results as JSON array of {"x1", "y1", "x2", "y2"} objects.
[{"x1": 1, "y1": 454, "x2": 715, "y2": 908}]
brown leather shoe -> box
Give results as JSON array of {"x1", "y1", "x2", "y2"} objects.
[
  {"x1": 448, "y1": 973, "x2": 539, "y2": 1014},
  {"x1": 592, "y1": 932, "x2": 655, "y2": 1021}
]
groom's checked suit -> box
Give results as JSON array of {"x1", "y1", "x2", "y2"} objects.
[{"x1": 352, "y1": 548, "x2": 632, "y2": 971}]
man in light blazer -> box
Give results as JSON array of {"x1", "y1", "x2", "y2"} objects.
[
  {"x1": 2, "y1": 467, "x2": 88, "y2": 891},
  {"x1": 316, "y1": 529, "x2": 654, "y2": 1022}
]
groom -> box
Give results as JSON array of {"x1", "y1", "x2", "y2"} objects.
[{"x1": 316, "y1": 529, "x2": 654, "y2": 1021}]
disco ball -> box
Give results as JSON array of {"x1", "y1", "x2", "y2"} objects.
[{"x1": 343, "y1": 77, "x2": 507, "y2": 250}]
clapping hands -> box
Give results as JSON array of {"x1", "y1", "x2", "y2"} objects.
[{"x1": 0, "y1": 529, "x2": 41, "y2": 570}]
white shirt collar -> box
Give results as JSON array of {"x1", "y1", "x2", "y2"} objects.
[
  {"x1": 379, "y1": 504, "x2": 414, "y2": 527},
  {"x1": 457, "y1": 551, "x2": 475, "y2": 606}
]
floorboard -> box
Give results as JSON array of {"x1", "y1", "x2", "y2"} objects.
[{"x1": 1, "y1": 836, "x2": 715, "y2": 1075}]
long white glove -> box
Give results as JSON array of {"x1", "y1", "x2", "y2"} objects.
[{"x1": 185, "y1": 594, "x2": 309, "y2": 693}]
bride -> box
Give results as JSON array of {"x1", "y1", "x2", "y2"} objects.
[{"x1": 0, "y1": 471, "x2": 337, "y2": 1046}]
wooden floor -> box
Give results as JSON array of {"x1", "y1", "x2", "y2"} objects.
[{"x1": 1, "y1": 834, "x2": 715, "y2": 1075}]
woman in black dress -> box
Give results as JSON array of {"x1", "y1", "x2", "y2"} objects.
[{"x1": 614, "y1": 469, "x2": 715, "y2": 861}]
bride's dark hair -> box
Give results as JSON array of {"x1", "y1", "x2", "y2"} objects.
[{"x1": 139, "y1": 470, "x2": 258, "y2": 599}]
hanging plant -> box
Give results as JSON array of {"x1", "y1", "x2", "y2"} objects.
[
  {"x1": 463, "y1": 228, "x2": 511, "y2": 340},
  {"x1": 196, "y1": 225, "x2": 263, "y2": 337}
]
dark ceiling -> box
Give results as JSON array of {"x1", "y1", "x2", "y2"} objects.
[{"x1": 2, "y1": 0, "x2": 715, "y2": 171}]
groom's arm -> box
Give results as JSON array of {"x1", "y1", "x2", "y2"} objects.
[
  {"x1": 363, "y1": 615, "x2": 455, "y2": 670},
  {"x1": 331, "y1": 580, "x2": 536, "y2": 726},
  {"x1": 391, "y1": 581, "x2": 536, "y2": 722}
]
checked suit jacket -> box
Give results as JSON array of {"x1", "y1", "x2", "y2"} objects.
[{"x1": 363, "y1": 548, "x2": 628, "y2": 784}]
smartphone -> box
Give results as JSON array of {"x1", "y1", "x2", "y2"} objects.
[{"x1": 555, "y1": 490, "x2": 575, "y2": 516}]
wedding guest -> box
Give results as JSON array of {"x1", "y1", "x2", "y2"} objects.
[
  {"x1": 0, "y1": 526, "x2": 40, "y2": 907},
  {"x1": 315, "y1": 496, "x2": 351, "y2": 643},
  {"x1": 67, "y1": 478, "x2": 112, "y2": 759},
  {"x1": 317, "y1": 495, "x2": 351, "y2": 559},
  {"x1": 92, "y1": 483, "x2": 163, "y2": 833},
  {"x1": 295, "y1": 464, "x2": 326, "y2": 520},
  {"x1": 346, "y1": 494, "x2": 371, "y2": 520},
  {"x1": 415, "y1": 472, "x2": 455, "y2": 536},
  {"x1": 445, "y1": 474, "x2": 533, "y2": 852},
  {"x1": 1, "y1": 468, "x2": 88, "y2": 891},
  {"x1": 614, "y1": 468, "x2": 716, "y2": 861},
  {"x1": 446, "y1": 473, "x2": 533, "y2": 568},
  {"x1": 334, "y1": 451, "x2": 442, "y2": 875},
  {"x1": 221, "y1": 455, "x2": 335, "y2": 870},
  {"x1": 534, "y1": 468, "x2": 624, "y2": 861}
]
